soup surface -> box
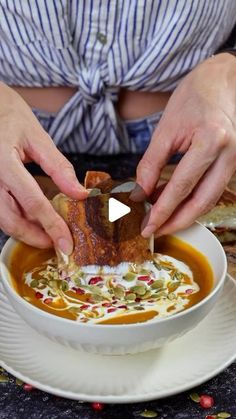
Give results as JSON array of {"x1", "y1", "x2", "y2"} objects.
[{"x1": 9, "y1": 236, "x2": 214, "y2": 325}]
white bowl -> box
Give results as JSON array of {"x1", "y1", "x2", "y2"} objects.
[{"x1": 0, "y1": 222, "x2": 227, "y2": 355}]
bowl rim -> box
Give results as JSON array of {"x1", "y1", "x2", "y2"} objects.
[{"x1": 0, "y1": 222, "x2": 228, "y2": 330}]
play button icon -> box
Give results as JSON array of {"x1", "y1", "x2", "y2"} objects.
[
  {"x1": 85, "y1": 183, "x2": 147, "y2": 241},
  {"x1": 108, "y1": 197, "x2": 131, "y2": 222}
]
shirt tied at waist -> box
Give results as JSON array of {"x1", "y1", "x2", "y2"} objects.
[
  {"x1": 48, "y1": 66, "x2": 133, "y2": 154},
  {"x1": 78, "y1": 66, "x2": 107, "y2": 106}
]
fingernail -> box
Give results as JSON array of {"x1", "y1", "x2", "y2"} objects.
[
  {"x1": 73, "y1": 183, "x2": 89, "y2": 198},
  {"x1": 57, "y1": 238, "x2": 73, "y2": 255},
  {"x1": 141, "y1": 224, "x2": 157, "y2": 238},
  {"x1": 76, "y1": 182, "x2": 88, "y2": 193},
  {"x1": 67, "y1": 172, "x2": 88, "y2": 194},
  {"x1": 130, "y1": 183, "x2": 147, "y2": 202},
  {"x1": 78, "y1": 182, "x2": 88, "y2": 192}
]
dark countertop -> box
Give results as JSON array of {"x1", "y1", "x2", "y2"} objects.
[{"x1": 0, "y1": 154, "x2": 235, "y2": 419}]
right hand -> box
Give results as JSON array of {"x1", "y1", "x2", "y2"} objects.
[{"x1": 0, "y1": 82, "x2": 88, "y2": 254}]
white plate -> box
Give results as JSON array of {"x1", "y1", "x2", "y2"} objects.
[{"x1": 0, "y1": 276, "x2": 235, "y2": 403}]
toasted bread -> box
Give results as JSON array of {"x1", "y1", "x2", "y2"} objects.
[
  {"x1": 52, "y1": 172, "x2": 152, "y2": 266},
  {"x1": 198, "y1": 188, "x2": 236, "y2": 243}
]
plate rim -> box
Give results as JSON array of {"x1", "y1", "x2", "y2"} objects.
[{"x1": 0, "y1": 275, "x2": 236, "y2": 404}]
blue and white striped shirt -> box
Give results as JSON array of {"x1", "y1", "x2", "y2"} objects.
[{"x1": 0, "y1": 1, "x2": 235, "y2": 154}]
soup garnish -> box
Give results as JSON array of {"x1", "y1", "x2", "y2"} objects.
[{"x1": 10, "y1": 236, "x2": 214, "y2": 325}]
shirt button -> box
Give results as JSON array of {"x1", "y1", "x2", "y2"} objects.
[{"x1": 97, "y1": 32, "x2": 107, "y2": 44}]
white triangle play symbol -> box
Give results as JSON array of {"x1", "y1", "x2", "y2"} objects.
[{"x1": 108, "y1": 197, "x2": 131, "y2": 222}]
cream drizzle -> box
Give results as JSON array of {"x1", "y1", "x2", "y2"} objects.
[{"x1": 24, "y1": 253, "x2": 199, "y2": 324}]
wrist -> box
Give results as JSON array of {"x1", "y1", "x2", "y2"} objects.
[{"x1": 204, "y1": 52, "x2": 236, "y2": 93}]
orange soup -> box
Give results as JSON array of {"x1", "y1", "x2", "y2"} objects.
[{"x1": 9, "y1": 236, "x2": 214, "y2": 325}]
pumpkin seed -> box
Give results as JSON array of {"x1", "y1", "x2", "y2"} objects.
[
  {"x1": 125, "y1": 293, "x2": 136, "y2": 301},
  {"x1": 217, "y1": 413, "x2": 231, "y2": 418},
  {"x1": 153, "y1": 261, "x2": 162, "y2": 271},
  {"x1": 37, "y1": 283, "x2": 46, "y2": 290},
  {"x1": 113, "y1": 286, "x2": 125, "y2": 299},
  {"x1": 140, "y1": 268, "x2": 150, "y2": 275},
  {"x1": 160, "y1": 264, "x2": 172, "y2": 271},
  {"x1": 134, "y1": 306, "x2": 145, "y2": 311},
  {"x1": 153, "y1": 291, "x2": 168, "y2": 299},
  {"x1": 189, "y1": 392, "x2": 200, "y2": 403},
  {"x1": 168, "y1": 292, "x2": 176, "y2": 300},
  {"x1": 73, "y1": 277, "x2": 82, "y2": 287},
  {"x1": 60, "y1": 281, "x2": 69, "y2": 292},
  {"x1": 168, "y1": 281, "x2": 180, "y2": 292},
  {"x1": 39, "y1": 269, "x2": 47, "y2": 276},
  {"x1": 30, "y1": 279, "x2": 39, "y2": 288},
  {"x1": 151, "y1": 280, "x2": 164, "y2": 290},
  {"x1": 91, "y1": 294, "x2": 104, "y2": 302},
  {"x1": 126, "y1": 301, "x2": 136, "y2": 306},
  {"x1": 130, "y1": 285, "x2": 146, "y2": 296},
  {"x1": 16, "y1": 378, "x2": 24, "y2": 386},
  {"x1": 140, "y1": 410, "x2": 158, "y2": 418},
  {"x1": 52, "y1": 271, "x2": 59, "y2": 279},
  {"x1": 88, "y1": 188, "x2": 101, "y2": 197},
  {"x1": 39, "y1": 278, "x2": 47, "y2": 285},
  {"x1": 90, "y1": 285, "x2": 103, "y2": 295},
  {"x1": 141, "y1": 290, "x2": 152, "y2": 299},
  {"x1": 123, "y1": 272, "x2": 136, "y2": 281},
  {"x1": 49, "y1": 279, "x2": 59, "y2": 289},
  {"x1": 0, "y1": 374, "x2": 8, "y2": 383},
  {"x1": 174, "y1": 271, "x2": 183, "y2": 281},
  {"x1": 48, "y1": 290, "x2": 57, "y2": 297}
]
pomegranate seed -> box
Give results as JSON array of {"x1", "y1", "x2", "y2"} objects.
[
  {"x1": 107, "y1": 307, "x2": 117, "y2": 313},
  {"x1": 148, "y1": 279, "x2": 154, "y2": 285},
  {"x1": 91, "y1": 402, "x2": 105, "y2": 411},
  {"x1": 199, "y1": 395, "x2": 214, "y2": 409},
  {"x1": 35, "y1": 292, "x2": 43, "y2": 299},
  {"x1": 138, "y1": 275, "x2": 150, "y2": 281},
  {"x1": 118, "y1": 305, "x2": 127, "y2": 309},
  {"x1": 185, "y1": 289, "x2": 193, "y2": 295},
  {"x1": 44, "y1": 298, "x2": 53, "y2": 304},
  {"x1": 89, "y1": 277, "x2": 103, "y2": 285},
  {"x1": 23, "y1": 383, "x2": 34, "y2": 392},
  {"x1": 80, "y1": 304, "x2": 90, "y2": 310},
  {"x1": 205, "y1": 416, "x2": 217, "y2": 419},
  {"x1": 102, "y1": 302, "x2": 112, "y2": 307},
  {"x1": 72, "y1": 287, "x2": 85, "y2": 295},
  {"x1": 135, "y1": 298, "x2": 141, "y2": 303}
]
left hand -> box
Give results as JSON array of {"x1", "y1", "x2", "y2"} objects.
[{"x1": 133, "y1": 53, "x2": 236, "y2": 238}]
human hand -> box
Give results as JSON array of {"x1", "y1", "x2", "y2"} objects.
[
  {"x1": 132, "y1": 53, "x2": 236, "y2": 238},
  {"x1": 0, "y1": 82, "x2": 87, "y2": 253}
]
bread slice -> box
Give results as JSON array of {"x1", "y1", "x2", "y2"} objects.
[
  {"x1": 198, "y1": 188, "x2": 236, "y2": 243},
  {"x1": 52, "y1": 172, "x2": 153, "y2": 267}
]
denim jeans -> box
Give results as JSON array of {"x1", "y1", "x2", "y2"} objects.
[
  {"x1": 32, "y1": 107, "x2": 182, "y2": 161},
  {"x1": 124, "y1": 112, "x2": 182, "y2": 163}
]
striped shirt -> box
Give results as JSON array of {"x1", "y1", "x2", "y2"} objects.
[{"x1": 0, "y1": 1, "x2": 235, "y2": 154}]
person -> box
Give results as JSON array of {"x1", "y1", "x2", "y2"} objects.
[{"x1": 0, "y1": 1, "x2": 235, "y2": 255}]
